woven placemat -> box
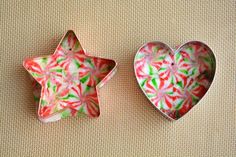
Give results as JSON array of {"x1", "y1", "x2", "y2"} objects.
[{"x1": 1, "y1": 0, "x2": 235, "y2": 156}]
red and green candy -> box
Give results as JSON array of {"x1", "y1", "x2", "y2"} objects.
[
  {"x1": 24, "y1": 30, "x2": 117, "y2": 123},
  {"x1": 134, "y1": 41, "x2": 216, "y2": 120}
]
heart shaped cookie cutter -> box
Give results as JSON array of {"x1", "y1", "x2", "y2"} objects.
[{"x1": 134, "y1": 41, "x2": 216, "y2": 120}]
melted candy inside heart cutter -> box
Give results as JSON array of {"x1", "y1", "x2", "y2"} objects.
[
  {"x1": 134, "y1": 41, "x2": 216, "y2": 120},
  {"x1": 23, "y1": 30, "x2": 117, "y2": 123}
]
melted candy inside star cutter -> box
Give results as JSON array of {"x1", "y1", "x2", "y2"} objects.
[
  {"x1": 134, "y1": 41, "x2": 216, "y2": 120},
  {"x1": 23, "y1": 30, "x2": 117, "y2": 123}
]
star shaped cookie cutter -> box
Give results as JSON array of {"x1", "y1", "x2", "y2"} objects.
[{"x1": 23, "y1": 30, "x2": 117, "y2": 123}]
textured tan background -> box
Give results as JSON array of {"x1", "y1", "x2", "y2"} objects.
[{"x1": 0, "y1": 0, "x2": 235, "y2": 156}]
